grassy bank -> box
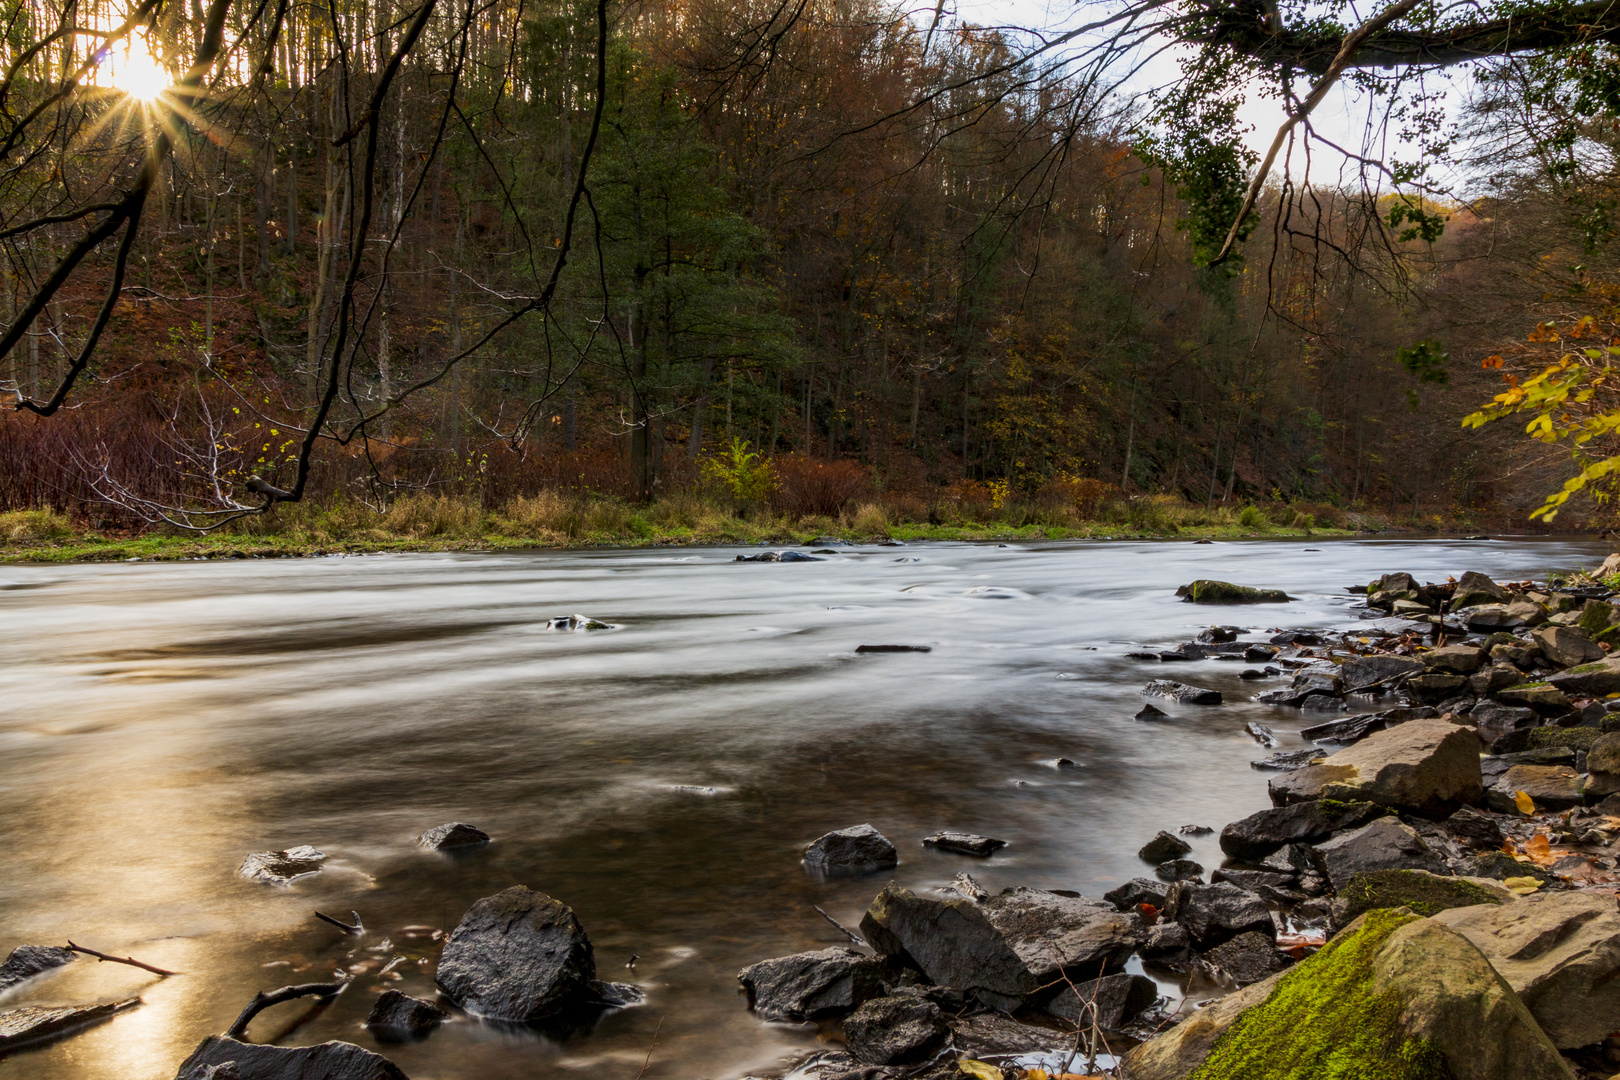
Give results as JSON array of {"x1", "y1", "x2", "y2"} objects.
[{"x1": 0, "y1": 492, "x2": 1435, "y2": 563}]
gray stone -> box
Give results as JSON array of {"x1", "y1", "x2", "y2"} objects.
[
  {"x1": 737, "y1": 947, "x2": 886, "y2": 1022},
  {"x1": 1439, "y1": 806, "x2": 1505, "y2": 850},
  {"x1": 1585, "y1": 731, "x2": 1620, "y2": 798},
  {"x1": 175, "y1": 1036, "x2": 409, "y2": 1080},
  {"x1": 1486, "y1": 764, "x2": 1585, "y2": 812},
  {"x1": 435, "y1": 885, "x2": 595, "y2": 1022},
  {"x1": 921, "y1": 831, "x2": 1006, "y2": 857},
  {"x1": 1423, "y1": 645, "x2": 1486, "y2": 675},
  {"x1": 1154, "y1": 859, "x2": 1204, "y2": 882},
  {"x1": 1044, "y1": 972, "x2": 1158, "y2": 1030},
  {"x1": 1466, "y1": 602, "x2": 1547, "y2": 631},
  {"x1": 1161, "y1": 881, "x2": 1272, "y2": 946},
  {"x1": 950, "y1": 1013, "x2": 1075, "y2": 1058},
  {"x1": 1, "y1": 999, "x2": 137, "y2": 1051},
  {"x1": 1311, "y1": 818, "x2": 1447, "y2": 889},
  {"x1": 840, "y1": 995, "x2": 948, "y2": 1064},
  {"x1": 1137, "y1": 830, "x2": 1191, "y2": 864},
  {"x1": 1219, "y1": 799, "x2": 1389, "y2": 861},
  {"x1": 1267, "y1": 718, "x2": 1483, "y2": 817},
  {"x1": 364, "y1": 991, "x2": 447, "y2": 1042},
  {"x1": 1547, "y1": 657, "x2": 1620, "y2": 697},
  {"x1": 417, "y1": 823, "x2": 490, "y2": 851},
  {"x1": 237, "y1": 845, "x2": 326, "y2": 885},
  {"x1": 1194, "y1": 930, "x2": 1294, "y2": 986},
  {"x1": 0, "y1": 945, "x2": 74, "y2": 993},
  {"x1": 1451, "y1": 571, "x2": 1510, "y2": 610},
  {"x1": 1142, "y1": 680, "x2": 1221, "y2": 705},
  {"x1": 804, "y1": 825, "x2": 898, "y2": 877},
  {"x1": 1103, "y1": 878, "x2": 1166, "y2": 912},
  {"x1": 1533, "y1": 626, "x2": 1605, "y2": 668}
]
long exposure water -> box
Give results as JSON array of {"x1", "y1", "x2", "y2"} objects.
[{"x1": 0, "y1": 536, "x2": 1610, "y2": 1079}]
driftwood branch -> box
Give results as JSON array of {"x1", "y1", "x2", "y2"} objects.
[
  {"x1": 66, "y1": 940, "x2": 180, "y2": 976},
  {"x1": 811, "y1": 905, "x2": 867, "y2": 947},
  {"x1": 313, "y1": 910, "x2": 364, "y2": 935},
  {"x1": 226, "y1": 979, "x2": 348, "y2": 1040}
]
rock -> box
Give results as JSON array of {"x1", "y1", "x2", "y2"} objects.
[
  {"x1": 1470, "y1": 664, "x2": 1525, "y2": 696},
  {"x1": 545, "y1": 614, "x2": 612, "y2": 630},
  {"x1": 854, "y1": 644, "x2": 931, "y2": 653},
  {"x1": 1155, "y1": 859, "x2": 1204, "y2": 882},
  {"x1": 1299, "y1": 707, "x2": 1436, "y2": 746},
  {"x1": 1135, "y1": 703, "x2": 1169, "y2": 720},
  {"x1": 1439, "y1": 806, "x2": 1506, "y2": 850},
  {"x1": 1139, "y1": 921, "x2": 1192, "y2": 967},
  {"x1": 1244, "y1": 721, "x2": 1278, "y2": 747},
  {"x1": 1451, "y1": 570, "x2": 1510, "y2": 610},
  {"x1": 950, "y1": 1013, "x2": 1075, "y2": 1058},
  {"x1": 1405, "y1": 672, "x2": 1469, "y2": 703},
  {"x1": 803, "y1": 824, "x2": 898, "y2": 877},
  {"x1": 1422, "y1": 644, "x2": 1486, "y2": 675},
  {"x1": 1103, "y1": 878, "x2": 1166, "y2": 912},
  {"x1": 840, "y1": 995, "x2": 949, "y2": 1064},
  {"x1": 1465, "y1": 850, "x2": 1554, "y2": 883},
  {"x1": 0, "y1": 999, "x2": 138, "y2": 1051},
  {"x1": 859, "y1": 884, "x2": 1137, "y2": 1011},
  {"x1": 1473, "y1": 700, "x2": 1537, "y2": 732},
  {"x1": 737, "y1": 947, "x2": 886, "y2": 1021},
  {"x1": 1180, "y1": 824, "x2": 1214, "y2": 836},
  {"x1": 1466, "y1": 602, "x2": 1547, "y2": 631},
  {"x1": 1527, "y1": 725, "x2": 1603, "y2": 753},
  {"x1": 417, "y1": 823, "x2": 490, "y2": 851},
  {"x1": 364, "y1": 991, "x2": 447, "y2": 1042},
  {"x1": 1219, "y1": 799, "x2": 1390, "y2": 861},
  {"x1": 174, "y1": 1036, "x2": 409, "y2": 1080},
  {"x1": 1138, "y1": 830, "x2": 1192, "y2": 864},
  {"x1": 1142, "y1": 680, "x2": 1221, "y2": 705},
  {"x1": 237, "y1": 845, "x2": 326, "y2": 885},
  {"x1": 921, "y1": 831, "x2": 1006, "y2": 857},
  {"x1": 1197, "y1": 625, "x2": 1241, "y2": 643},
  {"x1": 1211, "y1": 868, "x2": 1294, "y2": 892},
  {"x1": 1045, "y1": 972, "x2": 1158, "y2": 1030},
  {"x1": 1341, "y1": 655, "x2": 1426, "y2": 690},
  {"x1": 435, "y1": 885, "x2": 596, "y2": 1022},
  {"x1": 1547, "y1": 656, "x2": 1620, "y2": 697},
  {"x1": 1176, "y1": 580, "x2": 1291, "y2": 604},
  {"x1": 950, "y1": 872, "x2": 990, "y2": 901},
  {"x1": 1266, "y1": 718, "x2": 1483, "y2": 817},
  {"x1": 1533, "y1": 626, "x2": 1605, "y2": 667},
  {"x1": 1195, "y1": 931, "x2": 1294, "y2": 986},
  {"x1": 1250, "y1": 748, "x2": 1326, "y2": 771},
  {"x1": 1391, "y1": 599, "x2": 1432, "y2": 615},
  {"x1": 735, "y1": 550, "x2": 823, "y2": 562},
  {"x1": 1496, "y1": 682, "x2": 1573, "y2": 716},
  {"x1": 1486, "y1": 764, "x2": 1584, "y2": 812},
  {"x1": 1338, "y1": 868, "x2": 1507, "y2": 922},
  {"x1": 1161, "y1": 881, "x2": 1272, "y2": 946},
  {"x1": 583, "y1": 980, "x2": 645, "y2": 1008},
  {"x1": 1435, "y1": 891, "x2": 1620, "y2": 1050},
  {"x1": 1122, "y1": 909, "x2": 1575, "y2": 1080},
  {"x1": 1311, "y1": 818, "x2": 1447, "y2": 889},
  {"x1": 1584, "y1": 731, "x2": 1620, "y2": 799},
  {"x1": 0, "y1": 945, "x2": 74, "y2": 993}
]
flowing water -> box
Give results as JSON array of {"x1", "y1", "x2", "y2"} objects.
[{"x1": 0, "y1": 536, "x2": 1608, "y2": 1080}]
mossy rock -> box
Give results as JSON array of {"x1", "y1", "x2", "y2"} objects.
[
  {"x1": 1527, "y1": 726, "x2": 1601, "y2": 753},
  {"x1": 1177, "y1": 579, "x2": 1292, "y2": 604},
  {"x1": 1339, "y1": 869, "x2": 1505, "y2": 922},
  {"x1": 1465, "y1": 849, "x2": 1551, "y2": 882}
]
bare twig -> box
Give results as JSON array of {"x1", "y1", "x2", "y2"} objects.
[
  {"x1": 313, "y1": 910, "x2": 364, "y2": 936},
  {"x1": 811, "y1": 905, "x2": 866, "y2": 947},
  {"x1": 66, "y1": 941, "x2": 180, "y2": 977},
  {"x1": 226, "y1": 979, "x2": 349, "y2": 1040},
  {"x1": 635, "y1": 1015, "x2": 664, "y2": 1080}
]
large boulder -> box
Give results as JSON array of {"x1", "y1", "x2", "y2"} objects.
[
  {"x1": 803, "y1": 824, "x2": 898, "y2": 877},
  {"x1": 1547, "y1": 656, "x2": 1620, "y2": 697},
  {"x1": 1176, "y1": 580, "x2": 1291, "y2": 604},
  {"x1": 1585, "y1": 731, "x2": 1620, "y2": 799},
  {"x1": 1337, "y1": 869, "x2": 1508, "y2": 922},
  {"x1": 1435, "y1": 891, "x2": 1620, "y2": 1049},
  {"x1": 1161, "y1": 881, "x2": 1273, "y2": 947},
  {"x1": 1450, "y1": 571, "x2": 1509, "y2": 610},
  {"x1": 1218, "y1": 800, "x2": 1389, "y2": 861},
  {"x1": 174, "y1": 1036, "x2": 408, "y2": 1080},
  {"x1": 435, "y1": 886, "x2": 595, "y2": 1022},
  {"x1": 840, "y1": 994, "x2": 949, "y2": 1064},
  {"x1": 737, "y1": 947, "x2": 886, "y2": 1021},
  {"x1": 1119, "y1": 910, "x2": 1573, "y2": 1080},
  {"x1": 859, "y1": 883, "x2": 1137, "y2": 1010},
  {"x1": 1267, "y1": 718, "x2": 1483, "y2": 817},
  {"x1": 0, "y1": 945, "x2": 74, "y2": 993},
  {"x1": 1311, "y1": 818, "x2": 1447, "y2": 890}
]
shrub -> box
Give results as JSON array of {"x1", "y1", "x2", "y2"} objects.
[
  {"x1": 1239, "y1": 505, "x2": 1265, "y2": 528},
  {"x1": 0, "y1": 508, "x2": 73, "y2": 545},
  {"x1": 772, "y1": 455, "x2": 871, "y2": 516},
  {"x1": 702, "y1": 438, "x2": 776, "y2": 503},
  {"x1": 849, "y1": 502, "x2": 890, "y2": 536}
]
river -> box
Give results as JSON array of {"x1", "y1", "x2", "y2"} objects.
[{"x1": 0, "y1": 536, "x2": 1608, "y2": 1079}]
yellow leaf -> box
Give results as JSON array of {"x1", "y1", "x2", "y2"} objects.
[
  {"x1": 1513, "y1": 790, "x2": 1535, "y2": 815},
  {"x1": 959, "y1": 1062, "x2": 1004, "y2": 1080},
  {"x1": 1503, "y1": 876, "x2": 1543, "y2": 895}
]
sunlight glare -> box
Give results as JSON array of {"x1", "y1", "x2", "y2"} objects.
[{"x1": 107, "y1": 37, "x2": 171, "y2": 102}]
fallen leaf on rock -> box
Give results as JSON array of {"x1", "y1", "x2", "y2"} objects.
[
  {"x1": 1523, "y1": 834, "x2": 1556, "y2": 867},
  {"x1": 960, "y1": 1061, "x2": 1004, "y2": 1080},
  {"x1": 1514, "y1": 790, "x2": 1536, "y2": 816},
  {"x1": 1138, "y1": 903, "x2": 1160, "y2": 925},
  {"x1": 1503, "y1": 876, "x2": 1543, "y2": 895}
]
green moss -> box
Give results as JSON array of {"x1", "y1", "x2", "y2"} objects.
[
  {"x1": 1465, "y1": 851, "x2": 1551, "y2": 882},
  {"x1": 1527, "y1": 726, "x2": 1601, "y2": 752},
  {"x1": 1191, "y1": 909, "x2": 1457, "y2": 1080},
  {"x1": 1339, "y1": 870, "x2": 1503, "y2": 921}
]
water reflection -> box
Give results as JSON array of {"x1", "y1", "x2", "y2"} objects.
[{"x1": 0, "y1": 537, "x2": 1607, "y2": 1079}]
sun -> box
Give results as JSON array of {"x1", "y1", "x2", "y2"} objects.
[{"x1": 106, "y1": 36, "x2": 171, "y2": 102}]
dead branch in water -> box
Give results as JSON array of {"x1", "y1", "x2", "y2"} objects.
[
  {"x1": 65, "y1": 941, "x2": 180, "y2": 976},
  {"x1": 313, "y1": 910, "x2": 364, "y2": 935},
  {"x1": 811, "y1": 905, "x2": 866, "y2": 947},
  {"x1": 226, "y1": 979, "x2": 348, "y2": 1040},
  {"x1": 635, "y1": 1015, "x2": 664, "y2": 1080}
]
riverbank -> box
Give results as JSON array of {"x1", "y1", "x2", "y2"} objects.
[{"x1": 0, "y1": 493, "x2": 1459, "y2": 562}]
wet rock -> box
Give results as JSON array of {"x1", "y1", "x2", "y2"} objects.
[
  {"x1": 1473, "y1": 699, "x2": 1537, "y2": 729},
  {"x1": 1180, "y1": 824, "x2": 1214, "y2": 836},
  {"x1": 1450, "y1": 571, "x2": 1510, "y2": 610},
  {"x1": 1250, "y1": 748, "x2": 1326, "y2": 771},
  {"x1": 1422, "y1": 644, "x2": 1486, "y2": 675},
  {"x1": 237, "y1": 845, "x2": 326, "y2": 885},
  {"x1": 545, "y1": 614, "x2": 611, "y2": 630},
  {"x1": 1299, "y1": 707, "x2": 1436, "y2": 746},
  {"x1": 1120, "y1": 909, "x2": 1574, "y2": 1080},
  {"x1": 417, "y1": 823, "x2": 490, "y2": 851},
  {"x1": 1439, "y1": 806, "x2": 1506, "y2": 850},
  {"x1": 1496, "y1": 682, "x2": 1573, "y2": 717},
  {"x1": 737, "y1": 947, "x2": 886, "y2": 1022},
  {"x1": 1340, "y1": 654, "x2": 1426, "y2": 690},
  {"x1": 921, "y1": 831, "x2": 1005, "y2": 857},
  {"x1": 364, "y1": 991, "x2": 447, "y2": 1042},
  {"x1": 854, "y1": 644, "x2": 931, "y2": 655},
  {"x1": 859, "y1": 884, "x2": 1137, "y2": 1011},
  {"x1": 1139, "y1": 921, "x2": 1192, "y2": 968},
  {"x1": 175, "y1": 1036, "x2": 409, "y2": 1080},
  {"x1": 435, "y1": 885, "x2": 596, "y2": 1022},
  {"x1": 1267, "y1": 718, "x2": 1483, "y2": 817},
  {"x1": 1197, "y1": 625, "x2": 1241, "y2": 643},
  {"x1": 1134, "y1": 703, "x2": 1169, "y2": 721},
  {"x1": 1142, "y1": 679, "x2": 1221, "y2": 705},
  {"x1": 1338, "y1": 868, "x2": 1507, "y2": 922},
  {"x1": 1219, "y1": 799, "x2": 1390, "y2": 861},
  {"x1": 1584, "y1": 731, "x2": 1620, "y2": 799},
  {"x1": 1406, "y1": 673, "x2": 1469, "y2": 703},
  {"x1": 734, "y1": 550, "x2": 823, "y2": 562},
  {"x1": 1547, "y1": 656, "x2": 1620, "y2": 697},
  {"x1": 1138, "y1": 830, "x2": 1191, "y2": 864},
  {"x1": 1436, "y1": 891, "x2": 1620, "y2": 1050},
  {"x1": 949, "y1": 1013, "x2": 1074, "y2": 1058},
  {"x1": 0, "y1": 999, "x2": 138, "y2": 1051},
  {"x1": 950, "y1": 872, "x2": 990, "y2": 902},
  {"x1": 1103, "y1": 878, "x2": 1166, "y2": 912},
  {"x1": 840, "y1": 995, "x2": 948, "y2": 1064},
  {"x1": 1044, "y1": 972, "x2": 1158, "y2": 1030},
  {"x1": 1195, "y1": 930, "x2": 1294, "y2": 986},
  {"x1": 1311, "y1": 817, "x2": 1447, "y2": 889},
  {"x1": 1486, "y1": 764, "x2": 1584, "y2": 812},
  {"x1": 1155, "y1": 859, "x2": 1204, "y2": 882},
  {"x1": 583, "y1": 980, "x2": 646, "y2": 1008},
  {"x1": 1176, "y1": 580, "x2": 1291, "y2": 604},
  {"x1": 1161, "y1": 881, "x2": 1272, "y2": 947},
  {"x1": 1245, "y1": 722, "x2": 1278, "y2": 747},
  {"x1": 1533, "y1": 626, "x2": 1605, "y2": 668},
  {"x1": 804, "y1": 825, "x2": 898, "y2": 877},
  {"x1": 0, "y1": 945, "x2": 74, "y2": 993}
]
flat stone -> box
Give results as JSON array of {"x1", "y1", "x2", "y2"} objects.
[
  {"x1": 435, "y1": 885, "x2": 596, "y2": 1022},
  {"x1": 1219, "y1": 799, "x2": 1390, "y2": 861},
  {"x1": 1486, "y1": 764, "x2": 1584, "y2": 813},
  {"x1": 804, "y1": 824, "x2": 898, "y2": 877},
  {"x1": 1138, "y1": 830, "x2": 1192, "y2": 864},
  {"x1": 174, "y1": 1035, "x2": 409, "y2": 1079},
  {"x1": 1548, "y1": 656, "x2": 1620, "y2": 697},
  {"x1": 417, "y1": 823, "x2": 490, "y2": 851},
  {"x1": 365, "y1": 990, "x2": 447, "y2": 1042},
  {"x1": 737, "y1": 947, "x2": 886, "y2": 1022},
  {"x1": 1266, "y1": 718, "x2": 1483, "y2": 817},
  {"x1": 1311, "y1": 818, "x2": 1447, "y2": 889},
  {"x1": 0, "y1": 945, "x2": 75, "y2": 993},
  {"x1": 921, "y1": 831, "x2": 1006, "y2": 857},
  {"x1": 237, "y1": 845, "x2": 326, "y2": 885},
  {"x1": 1496, "y1": 683, "x2": 1573, "y2": 716},
  {"x1": 0, "y1": 999, "x2": 138, "y2": 1051},
  {"x1": 1142, "y1": 680, "x2": 1221, "y2": 705},
  {"x1": 1406, "y1": 673, "x2": 1469, "y2": 703},
  {"x1": 1423, "y1": 645, "x2": 1486, "y2": 675},
  {"x1": 1533, "y1": 626, "x2": 1605, "y2": 668},
  {"x1": 1251, "y1": 748, "x2": 1327, "y2": 771},
  {"x1": 949, "y1": 1013, "x2": 1075, "y2": 1058}
]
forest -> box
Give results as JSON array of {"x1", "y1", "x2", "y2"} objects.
[{"x1": 3, "y1": 0, "x2": 1620, "y2": 548}]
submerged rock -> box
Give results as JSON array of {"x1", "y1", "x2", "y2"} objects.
[
  {"x1": 1267, "y1": 718, "x2": 1483, "y2": 817},
  {"x1": 1134, "y1": 703, "x2": 1170, "y2": 720},
  {"x1": 0, "y1": 945, "x2": 74, "y2": 993},
  {"x1": 435, "y1": 885, "x2": 595, "y2": 1022},
  {"x1": 1142, "y1": 679, "x2": 1222, "y2": 705},
  {"x1": 854, "y1": 644, "x2": 931, "y2": 653},
  {"x1": 0, "y1": 999, "x2": 138, "y2": 1051},
  {"x1": 1176, "y1": 580, "x2": 1292, "y2": 604},
  {"x1": 237, "y1": 845, "x2": 326, "y2": 885},
  {"x1": 737, "y1": 947, "x2": 887, "y2": 1022},
  {"x1": 175, "y1": 1036, "x2": 409, "y2": 1080},
  {"x1": 734, "y1": 550, "x2": 823, "y2": 562},
  {"x1": 839, "y1": 994, "x2": 948, "y2": 1064},
  {"x1": 417, "y1": 822, "x2": 490, "y2": 851},
  {"x1": 921, "y1": 831, "x2": 1006, "y2": 857},
  {"x1": 803, "y1": 824, "x2": 898, "y2": 877},
  {"x1": 365, "y1": 990, "x2": 447, "y2": 1042}
]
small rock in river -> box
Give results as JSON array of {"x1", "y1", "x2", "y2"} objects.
[
  {"x1": 365, "y1": 990, "x2": 447, "y2": 1042},
  {"x1": 734, "y1": 550, "x2": 822, "y2": 562},
  {"x1": 854, "y1": 644, "x2": 930, "y2": 653},
  {"x1": 1103, "y1": 877, "x2": 1168, "y2": 912},
  {"x1": 1155, "y1": 859, "x2": 1205, "y2": 882},
  {"x1": 1143, "y1": 679, "x2": 1222, "y2": 705},
  {"x1": 1044, "y1": 972, "x2": 1158, "y2": 1031},
  {"x1": 1179, "y1": 824, "x2": 1214, "y2": 836},
  {"x1": 950, "y1": 872, "x2": 990, "y2": 901},
  {"x1": 803, "y1": 824, "x2": 898, "y2": 877},
  {"x1": 737, "y1": 947, "x2": 886, "y2": 1022},
  {"x1": 175, "y1": 1035, "x2": 408, "y2": 1080},
  {"x1": 237, "y1": 845, "x2": 326, "y2": 885},
  {"x1": 435, "y1": 885, "x2": 596, "y2": 1022},
  {"x1": 417, "y1": 822, "x2": 490, "y2": 851},
  {"x1": 545, "y1": 614, "x2": 613, "y2": 630},
  {"x1": 1135, "y1": 703, "x2": 1170, "y2": 720},
  {"x1": 1138, "y1": 830, "x2": 1192, "y2": 864},
  {"x1": 0, "y1": 945, "x2": 75, "y2": 993},
  {"x1": 922, "y1": 831, "x2": 1007, "y2": 857},
  {"x1": 1245, "y1": 722, "x2": 1278, "y2": 747},
  {"x1": 0, "y1": 999, "x2": 138, "y2": 1052}
]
